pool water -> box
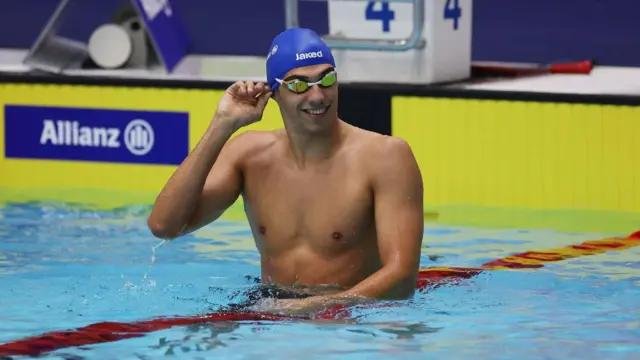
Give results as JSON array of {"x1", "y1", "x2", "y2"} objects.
[{"x1": 1, "y1": 201, "x2": 639, "y2": 359}]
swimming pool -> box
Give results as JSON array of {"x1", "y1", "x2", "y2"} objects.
[{"x1": 1, "y1": 200, "x2": 639, "y2": 359}]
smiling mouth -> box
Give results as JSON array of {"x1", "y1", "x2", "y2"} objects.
[{"x1": 302, "y1": 105, "x2": 330, "y2": 116}]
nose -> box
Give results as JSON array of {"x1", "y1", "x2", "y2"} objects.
[{"x1": 305, "y1": 83, "x2": 326, "y2": 103}]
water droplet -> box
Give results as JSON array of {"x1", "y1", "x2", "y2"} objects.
[{"x1": 143, "y1": 240, "x2": 166, "y2": 280}]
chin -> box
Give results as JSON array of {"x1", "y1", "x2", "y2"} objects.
[{"x1": 303, "y1": 117, "x2": 336, "y2": 134}]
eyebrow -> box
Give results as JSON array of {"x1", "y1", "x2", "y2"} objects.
[{"x1": 283, "y1": 67, "x2": 335, "y2": 82}]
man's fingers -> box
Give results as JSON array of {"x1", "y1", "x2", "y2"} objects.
[
  {"x1": 257, "y1": 91, "x2": 273, "y2": 109},
  {"x1": 246, "y1": 81, "x2": 255, "y2": 96},
  {"x1": 254, "y1": 82, "x2": 268, "y2": 95},
  {"x1": 252, "y1": 82, "x2": 270, "y2": 99},
  {"x1": 229, "y1": 81, "x2": 271, "y2": 105},
  {"x1": 228, "y1": 81, "x2": 243, "y2": 93},
  {"x1": 229, "y1": 81, "x2": 248, "y2": 97}
]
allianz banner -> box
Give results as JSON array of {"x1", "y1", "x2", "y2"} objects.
[{"x1": 4, "y1": 105, "x2": 189, "y2": 166}]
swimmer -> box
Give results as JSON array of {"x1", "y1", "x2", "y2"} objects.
[{"x1": 147, "y1": 28, "x2": 424, "y2": 313}]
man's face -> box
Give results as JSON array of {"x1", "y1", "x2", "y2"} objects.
[{"x1": 274, "y1": 64, "x2": 339, "y2": 132}]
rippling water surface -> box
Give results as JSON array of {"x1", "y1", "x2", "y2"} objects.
[{"x1": 1, "y1": 201, "x2": 639, "y2": 359}]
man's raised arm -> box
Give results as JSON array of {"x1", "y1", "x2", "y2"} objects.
[
  {"x1": 147, "y1": 120, "x2": 242, "y2": 239},
  {"x1": 147, "y1": 81, "x2": 272, "y2": 239}
]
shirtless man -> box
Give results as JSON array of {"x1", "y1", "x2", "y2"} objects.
[{"x1": 147, "y1": 28, "x2": 424, "y2": 313}]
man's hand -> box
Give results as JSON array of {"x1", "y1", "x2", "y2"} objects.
[
  {"x1": 271, "y1": 298, "x2": 325, "y2": 314},
  {"x1": 259, "y1": 295, "x2": 374, "y2": 316},
  {"x1": 250, "y1": 297, "x2": 327, "y2": 316},
  {"x1": 215, "y1": 81, "x2": 272, "y2": 130}
]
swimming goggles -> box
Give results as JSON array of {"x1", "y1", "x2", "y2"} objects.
[{"x1": 276, "y1": 70, "x2": 337, "y2": 94}]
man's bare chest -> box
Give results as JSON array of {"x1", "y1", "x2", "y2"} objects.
[{"x1": 241, "y1": 162, "x2": 374, "y2": 252}]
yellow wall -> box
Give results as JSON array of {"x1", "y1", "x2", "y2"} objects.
[
  {"x1": 392, "y1": 96, "x2": 640, "y2": 214},
  {"x1": 0, "y1": 83, "x2": 283, "y2": 208}
]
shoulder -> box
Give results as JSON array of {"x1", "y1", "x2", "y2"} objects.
[
  {"x1": 225, "y1": 129, "x2": 279, "y2": 153},
  {"x1": 372, "y1": 135, "x2": 414, "y2": 160},
  {"x1": 351, "y1": 130, "x2": 421, "y2": 185},
  {"x1": 222, "y1": 129, "x2": 282, "y2": 165},
  {"x1": 353, "y1": 129, "x2": 417, "y2": 169}
]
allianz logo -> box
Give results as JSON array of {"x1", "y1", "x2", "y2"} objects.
[
  {"x1": 295, "y1": 50, "x2": 323, "y2": 61},
  {"x1": 39, "y1": 119, "x2": 155, "y2": 156}
]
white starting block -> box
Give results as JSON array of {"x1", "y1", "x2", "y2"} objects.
[
  {"x1": 23, "y1": 0, "x2": 187, "y2": 74},
  {"x1": 285, "y1": 0, "x2": 473, "y2": 85}
]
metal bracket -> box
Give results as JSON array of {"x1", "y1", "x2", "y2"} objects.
[
  {"x1": 23, "y1": 0, "x2": 90, "y2": 73},
  {"x1": 23, "y1": 0, "x2": 185, "y2": 74},
  {"x1": 284, "y1": 0, "x2": 425, "y2": 51}
]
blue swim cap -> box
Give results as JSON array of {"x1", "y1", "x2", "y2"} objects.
[{"x1": 266, "y1": 28, "x2": 336, "y2": 92}]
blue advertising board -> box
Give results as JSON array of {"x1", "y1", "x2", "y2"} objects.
[
  {"x1": 4, "y1": 105, "x2": 189, "y2": 166},
  {"x1": 130, "y1": 0, "x2": 189, "y2": 72}
]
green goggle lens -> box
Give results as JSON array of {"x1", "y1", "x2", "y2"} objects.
[
  {"x1": 286, "y1": 81, "x2": 309, "y2": 93},
  {"x1": 284, "y1": 71, "x2": 337, "y2": 93}
]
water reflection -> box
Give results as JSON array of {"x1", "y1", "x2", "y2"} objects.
[
  {"x1": 142, "y1": 318, "x2": 442, "y2": 357},
  {"x1": 348, "y1": 321, "x2": 441, "y2": 339},
  {"x1": 150, "y1": 322, "x2": 241, "y2": 355}
]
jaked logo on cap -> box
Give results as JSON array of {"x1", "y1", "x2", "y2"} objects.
[{"x1": 295, "y1": 50, "x2": 323, "y2": 61}]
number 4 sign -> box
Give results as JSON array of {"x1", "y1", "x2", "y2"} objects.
[
  {"x1": 443, "y1": 0, "x2": 462, "y2": 30},
  {"x1": 365, "y1": 2, "x2": 396, "y2": 33},
  {"x1": 364, "y1": 0, "x2": 463, "y2": 33},
  {"x1": 327, "y1": 0, "x2": 472, "y2": 85}
]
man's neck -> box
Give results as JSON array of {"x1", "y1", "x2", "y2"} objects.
[{"x1": 285, "y1": 118, "x2": 346, "y2": 168}]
